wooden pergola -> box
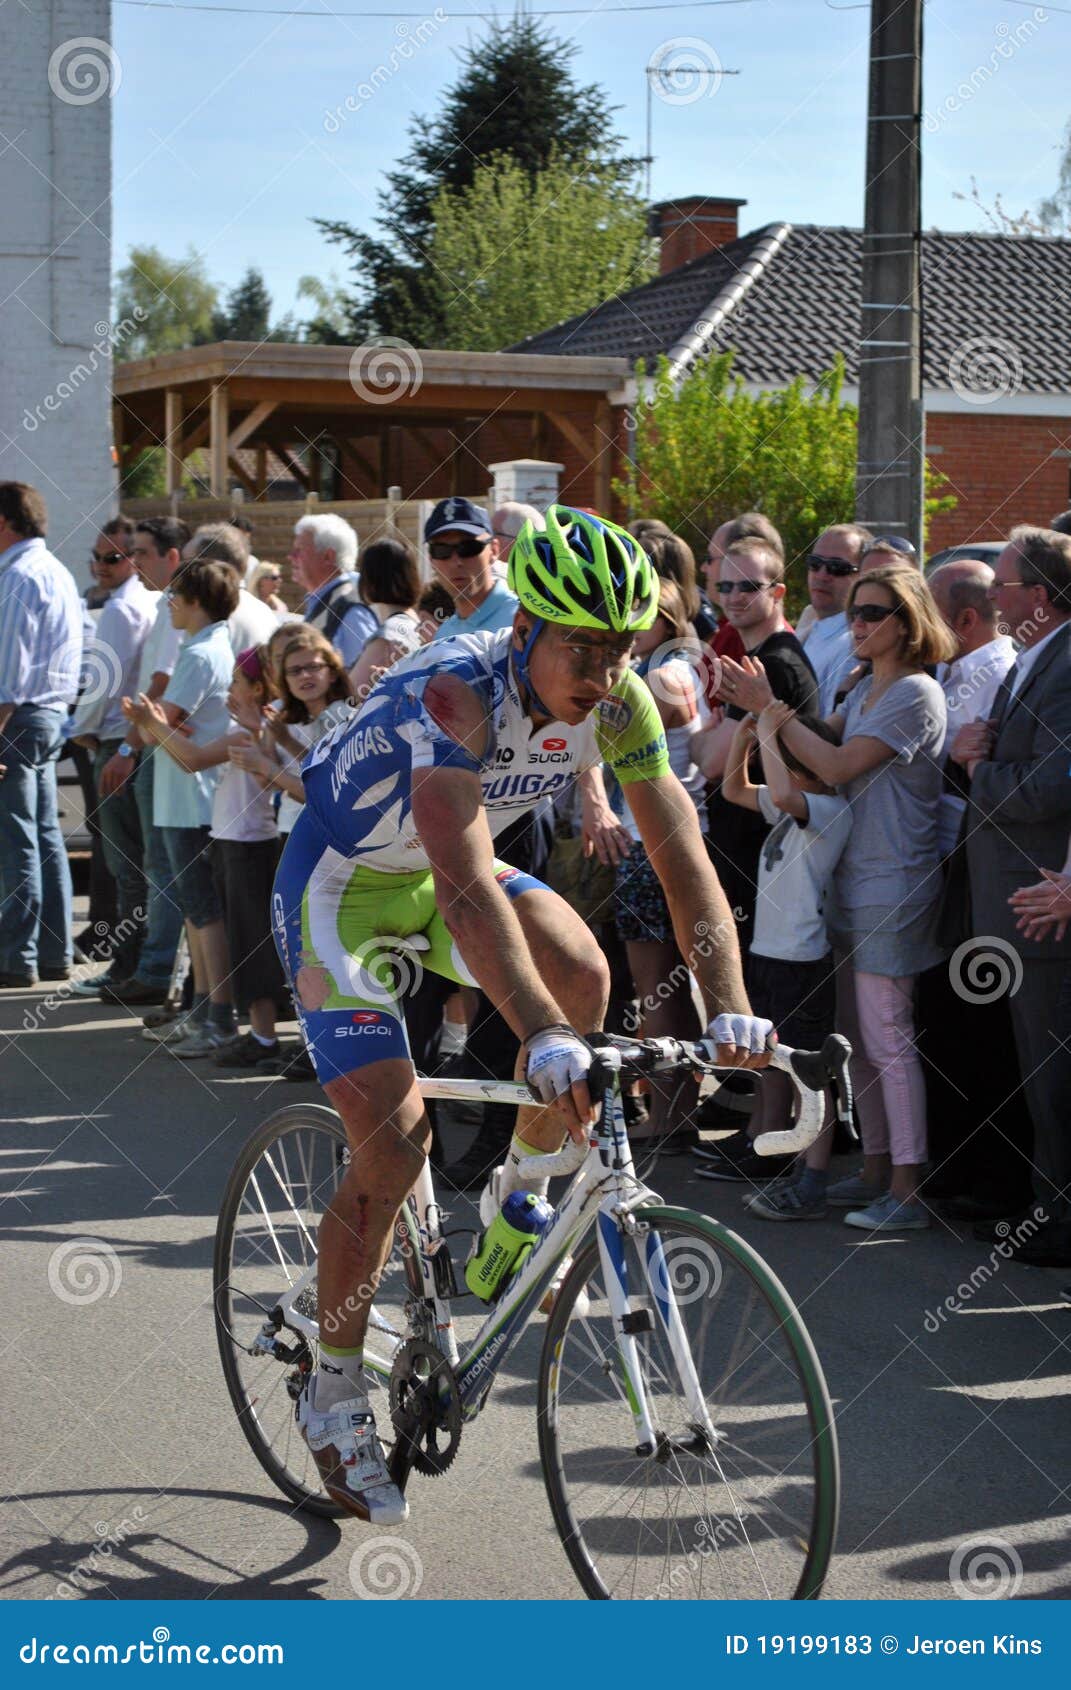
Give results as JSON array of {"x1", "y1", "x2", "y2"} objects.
[{"x1": 113, "y1": 342, "x2": 631, "y2": 512}]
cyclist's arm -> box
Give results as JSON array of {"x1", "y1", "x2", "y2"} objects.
[{"x1": 627, "y1": 770, "x2": 756, "y2": 1039}]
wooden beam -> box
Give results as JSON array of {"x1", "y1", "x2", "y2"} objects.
[
  {"x1": 209, "y1": 383, "x2": 229, "y2": 497},
  {"x1": 255, "y1": 446, "x2": 268, "y2": 496},
  {"x1": 227, "y1": 399, "x2": 277, "y2": 454},
  {"x1": 339, "y1": 438, "x2": 380, "y2": 484},
  {"x1": 546, "y1": 409, "x2": 593, "y2": 463},
  {"x1": 180, "y1": 416, "x2": 211, "y2": 456},
  {"x1": 165, "y1": 389, "x2": 184, "y2": 495},
  {"x1": 228, "y1": 455, "x2": 258, "y2": 498},
  {"x1": 272, "y1": 445, "x2": 311, "y2": 488}
]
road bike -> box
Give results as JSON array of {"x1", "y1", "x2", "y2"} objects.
[{"x1": 214, "y1": 1031, "x2": 851, "y2": 1599}]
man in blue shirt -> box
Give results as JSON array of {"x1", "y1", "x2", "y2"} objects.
[
  {"x1": 290, "y1": 515, "x2": 377, "y2": 668},
  {"x1": 0, "y1": 483, "x2": 84, "y2": 986},
  {"x1": 427, "y1": 499, "x2": 518, "y2": 640}
]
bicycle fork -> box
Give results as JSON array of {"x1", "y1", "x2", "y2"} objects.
[{"x1": 596, "y1": 1211, "x2": 718, "y2": 1455}]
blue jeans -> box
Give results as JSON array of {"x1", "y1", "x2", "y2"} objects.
[
  {"x1": 0, "y1": 705, "x2": 72, "y2": 975},
  {"x1": 132, "y1": 749, "x2": 184, "y2": 985},
  {"x1": 93, "y1": 739, "x2": 147, "y2": 977}
]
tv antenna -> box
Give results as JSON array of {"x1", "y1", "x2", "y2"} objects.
[{"x1": 645, "y1": 48, "x2": 741, "y2": 201}]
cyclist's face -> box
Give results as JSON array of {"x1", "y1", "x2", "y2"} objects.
[{"x1": 520, "y1": 619, "x2": 634, "y2": 722}]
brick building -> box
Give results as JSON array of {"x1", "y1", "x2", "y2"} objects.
[{"x1": 514, "y1": 196, "x2": 1071, "y2": 552}]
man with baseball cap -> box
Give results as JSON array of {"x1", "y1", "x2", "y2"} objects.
[{"x1": 425, "y1": 498, "x2": 517, "y2": 641}]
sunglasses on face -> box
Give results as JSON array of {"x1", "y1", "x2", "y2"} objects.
[
  {"x1": 93, "y1": 551, "x2": 127, "y2": 566},
  {"x1": 429, "y1": 538, "x2": 488, "y2": 562},
  {"x1": 808, "y1": 555, "x2": 859, "y2": 577},
  {"x1": 849, "y1": 603, "x2": 898, "y2": 625},
  {"x1": 716, "y1": 579, "x2": 771, "y2": 596}
]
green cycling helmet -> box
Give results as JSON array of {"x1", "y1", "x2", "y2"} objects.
[{"x1": 508, "y1": 505, "x2": 660, "y2": 633}]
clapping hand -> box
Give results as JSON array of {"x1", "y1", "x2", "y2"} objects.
[
  {"x1": 716, "y1": 654, "x2": 775, "y2": 714},
  {"x1": 757, "y1": 699, "x2": 794, "y2": 738},
  {"x1": 1008, "y1": 869, "x2": 1071, "y2": 943},
  {"x1": 228, "y1": 733, "x2": 276, "y2": 786}
]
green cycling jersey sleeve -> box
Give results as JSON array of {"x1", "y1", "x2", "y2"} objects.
[{"x1": 593, "y1": 668, "x2": 670, "y2": 786}]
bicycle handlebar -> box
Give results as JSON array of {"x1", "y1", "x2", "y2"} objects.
[{"x1": 516, "y1": 1033, "x2": 853, "y2": 1181}]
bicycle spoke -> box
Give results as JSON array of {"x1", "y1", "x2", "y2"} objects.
[{"x1": 539, "y1": 1211, "x2": 837, "y2": 1600}]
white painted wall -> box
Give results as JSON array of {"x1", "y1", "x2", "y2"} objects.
[{"x1": 0, "y1": 1, "x2": 116, "y2": 586}]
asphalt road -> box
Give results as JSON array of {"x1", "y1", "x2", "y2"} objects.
[{"x1": 1, "y1": 937, "x2": 1070, "y2": 1604}]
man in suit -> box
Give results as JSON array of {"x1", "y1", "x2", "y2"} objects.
[{"x1": 948, "y1": 526, "x2": 1071, "y2": 1261}]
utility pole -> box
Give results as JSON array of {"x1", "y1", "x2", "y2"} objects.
[{"x1": 855, "y1": 0, "x2": 924, "y2": 555}]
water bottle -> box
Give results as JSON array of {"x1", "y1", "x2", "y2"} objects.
[{"x1": 465, "y1": 1191, "x2": 553, "y2": 1302}]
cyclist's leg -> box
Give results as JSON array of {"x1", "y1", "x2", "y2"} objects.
[{"x1": 272, "y1": 816, "x2": 447, "y2": 1349}]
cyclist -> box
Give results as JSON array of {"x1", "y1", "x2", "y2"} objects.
[{"x1": 272, "y1": 505, "x2": 773, "y2": 1523}]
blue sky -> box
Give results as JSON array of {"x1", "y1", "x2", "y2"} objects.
[{"x1": 111, "y1": 0, "x2": 1069, "y2": 321}]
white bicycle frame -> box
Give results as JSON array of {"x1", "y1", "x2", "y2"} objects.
[{"x1": 268, "y1": 1042, "x2": 824, "y2": 1446}]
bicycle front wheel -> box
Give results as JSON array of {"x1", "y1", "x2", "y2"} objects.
[{"x1": 538, "y1": 1206, "x2": 838, "y2": 1600}]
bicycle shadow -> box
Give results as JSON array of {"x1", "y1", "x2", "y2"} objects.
[{"x1": 0, "y1": 1486, "x2": 341, "y2": 1600}]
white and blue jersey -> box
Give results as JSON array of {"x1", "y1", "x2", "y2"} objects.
[{"x1": 300, "y1": 626, "x2": 670, "y2": 873}]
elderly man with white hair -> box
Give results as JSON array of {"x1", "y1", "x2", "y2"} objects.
[
  {"x1": 491, "y1": 501, "x2": 544, "y2": 561},
  {"x1": 289, "y1": 513, "x2": 377, "y2": 667}
]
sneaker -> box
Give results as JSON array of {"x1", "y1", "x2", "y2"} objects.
[
  {"x1": 843, "y1": 1191, "x2": 930, "y2": 1232},
  {"x1": 746, "y1": 1179, "x2": 827, "y2": 1222},
  {"x1": 70, "y1": 970, "x2": 125, "y2": 999},
  {"x1": 826, "y1": 1173, "x2": 887, "y2": 1209},
  {"x1": 283, "y1": 1046, "x2": 318, "y2": 1083},
  {"x1": 695, "y1": 1148, "x2": 796, "y2": 1184},
  {"x1": 691, "y1": 1128, "x2": 752, "y2": 1164},
  {"x1": 142, "y1": 1015, "x2": 197, "y2": 1046},
  {"x1": 172, "y1": 1026, "x2": 233, "y2": 1059},
  {"x1": 213, "y1": 1032, "x2": 283, "y2": 1071},
  {"x1": 297, "y1": 1384, "x2": 408, "y2": 1524},
  {"x1": 101, "y1": 976, "x2": 170, "y2": 1006},
  {"x1": 142, "y1": 1004, "x2": 179, "y2": 1030}
]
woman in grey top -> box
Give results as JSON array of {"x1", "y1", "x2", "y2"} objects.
[{"x1": 717, "y1": 566, "x2": 957, "y2": 1234}]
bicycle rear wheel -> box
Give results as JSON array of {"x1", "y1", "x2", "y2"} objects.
[
  {"x1": 538, "y1": 1205, "x2": 838, "y2": 1600},
  {"x1": 213, "y1": 1104, "x2": 420, "y2": 1516}
]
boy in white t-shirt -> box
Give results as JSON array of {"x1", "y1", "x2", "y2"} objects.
[{"x1": 699, "y1": 700, "x2": 852, "y2": 1216}]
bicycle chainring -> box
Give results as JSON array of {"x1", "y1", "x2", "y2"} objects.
[{"x1": 389, "y1": 1338, "x2": 462, "y2": 1477}]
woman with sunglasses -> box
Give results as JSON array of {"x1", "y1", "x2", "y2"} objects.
[
  {"x1": 718, "y1": 566, "x2": 957, "y2": 1234},
  {"x1": 250, "y1": 561, "x2": 289, "y2": 619}
]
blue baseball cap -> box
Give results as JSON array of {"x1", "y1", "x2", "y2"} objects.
[{"x1": 424, "y1": 497, "x2": 492, "y2": 543}]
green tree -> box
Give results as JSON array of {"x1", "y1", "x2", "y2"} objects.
[
  {"x1": 295, "y1": 274, "x2": 352, "y2": 345},
  {"x1": 114, "y1": 246, "x2": 219, "y2": 359},
  {"x1": 615, "y1": 351, "x2": 954, "y2": 616},
  {"x1": 315, "y1": 17, "x2": 638, "y2": 342},
  {"x1": 212, "y1": 265, "x2": 274, "y2": 341},
  {"x1": 429, "y1": 153, "x2": 654, "y2": 351}
]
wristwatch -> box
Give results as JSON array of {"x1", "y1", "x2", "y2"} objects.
[{"x1": 117, "y1": 741, "x2": 136, "y2": 759}]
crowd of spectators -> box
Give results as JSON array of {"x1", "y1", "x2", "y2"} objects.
[{"x1": 1, "y1": 477, "x2": 1069, "y2": 1267}]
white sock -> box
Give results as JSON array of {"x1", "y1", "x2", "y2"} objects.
[
  {"x1": 314, "y1": 1348, "x2": 365, "y2": 1409},
  {"x1": 497, "y1": 1133, "x2": 550, "y2": 1203}
]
